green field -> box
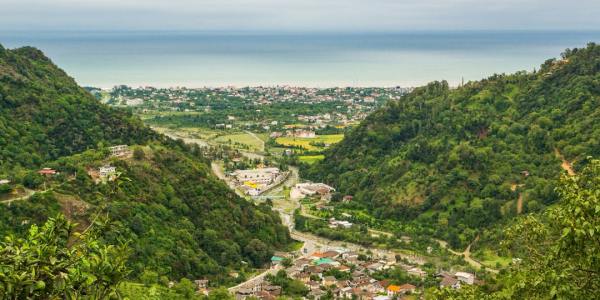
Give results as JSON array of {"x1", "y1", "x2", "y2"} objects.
[
  {"x1": 475, "y1": 249, "x2": 512, "y2": 269},
  {"x1": 299, "y1": 155, "x2": 325, "y2": 164},
  {"x1": 275, "y1": 134, "x2": 344, "y2": 151},
  {"x1": 214, "y1": 132, "x2": 264, "y2": 151}
]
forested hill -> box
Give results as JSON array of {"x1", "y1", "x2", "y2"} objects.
[
  {"x1": 0, "y1": 44, "x2": 156, "y2": 173},
  {"x1": 0, "y1": 44, "x2": 292, "y2": 284},
  {"x1": 304, "y1": 43, "x2": 600, "y2": 247}
]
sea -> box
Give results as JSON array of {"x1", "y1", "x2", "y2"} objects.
[{"x1": 1, "y1": 30, "x2": 600, "y2": 88}]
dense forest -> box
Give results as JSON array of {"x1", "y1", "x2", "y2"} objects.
[
  {"x1": 0, "y1": 44, "x2": 291, "y2": 287},
  {"x1": 305, "y1": 43, "x2": 600, "y2": 248}
]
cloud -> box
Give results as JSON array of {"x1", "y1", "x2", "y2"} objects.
[{"x1": 1, "y1": 0, "x2": 599, "y2": 31}]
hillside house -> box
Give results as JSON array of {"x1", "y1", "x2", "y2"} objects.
[
  {"x1": 38, "y1": 168, "x2": 57, "y2": 176},
  {"x1": 109, "y1": 145, "x2": 130, "y2": 157},
  {"x1": 455, "y1": 271, "x2": 475, "y2": 285},
  {"x1": 98, "y1": 165, "x2": 118, "y2": 182}
]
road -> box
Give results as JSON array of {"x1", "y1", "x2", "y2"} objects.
[
  {"x1": 155, "y1": 127, "x2": 498, "y2": 291},
  {"x1": 210, "y1": 162, "x2": 247, "y2": 198}
]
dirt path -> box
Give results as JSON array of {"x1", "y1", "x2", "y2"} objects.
[
  {"x1": 554, "y1": 148, "x2": 576, "y2": 176},
  {"x1": 516, "y1": 193, "x2": 523, "y2": 214},
  {"x1": 1, "y1": 189, "x2": 42, "y2": 205}
]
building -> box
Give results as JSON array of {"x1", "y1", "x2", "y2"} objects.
[
  {"x1": 290, "y1": 183, "x2": 335, "y2": 200},
  {"x1": 98, "y1": 165, "x2": 118, "y2": 182},
  {"x1": 232, "y1": 168, "x2": 280, "y2": 185},
  {"x1": 329, "y1": 218, "x2": 353, "y2": 229},
  {"x1": 0, "y1": 179, "x2": 10, "y2": 185},
  {"x1": 438, "y1": 273, "x2": 461, "y2": 289},
  {"x1": 323, "y1": 276, "x2": 337, "y2": 286},
  {"x1": 38, "y1": 168, "x2": 57, "y2": 176},
  {"x1": 109, "y1": 145, "x2": 130, "y2": 157},
  {"x1": 455, "y1": 271, "x2": 475, "y2": 285}
]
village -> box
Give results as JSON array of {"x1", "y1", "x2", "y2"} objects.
[{"x1": 228, "y1": 245, "x2": 479, "y2": 300}]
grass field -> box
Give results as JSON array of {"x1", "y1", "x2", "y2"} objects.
[
  {"x1": 476, "y1": 249, "x2": 512, "y2": 269},
  {"x1": 299, "y1": 155, "x2": 325, "y2": 164},
  {"x1": 275, "y1": 134, "x2": 344, "y2": 151},
  {"x1": 214, "y1": 132, "x2": 264, "y2": 151}
]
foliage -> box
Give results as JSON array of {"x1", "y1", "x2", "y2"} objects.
[
  {"x1": 305, "y1": 44, "x2": 600, "y2": 248},
  {"x1": 431, "y1": 159, "x2": 600, "y2": 299},
  {"x1": 0, "y1": 214, "x2": 129, "y2": 299},
  {"x1": 0, "y1": 45, "x2": 292, "y2": 285},
  {"x1": 0, "y1": 45, "x2": 157, "y2": 175}
]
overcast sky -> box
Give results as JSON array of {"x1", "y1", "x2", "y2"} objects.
[{"x1": 2, "y1": 0, "x2": 599, "y2": 32}]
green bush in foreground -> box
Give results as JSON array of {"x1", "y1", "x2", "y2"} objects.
[{"x1": 0, "y1": 214, "x2": 129, "y2": 299}]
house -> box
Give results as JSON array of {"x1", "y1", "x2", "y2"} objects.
[
  {"x1": 38, "y1": 168, "x2": 57, "y2": 176},
  {"x1": 0, "y1": 179, "x2": 10, "y2": 185},
  {"x1": 366, "y1": 262, "x2": 384, "y2": 272},
  {"x1": 109, "y1": 145, "x2": 130, "y2": 157},
  {"x1": 262, "y1": 285, "x2": 281, "y2": 296},
  {"x1": 342, "y1": 195, "x2": 353, "y2": 203},
  {"x1": 387, "y1": 285, "x2": 402, "y2": 296},
  {"x1": 455, "y1": 271, "x2": 475, "y2": 285},
  {"x1": 307, "y1": 280, "x2": 321, "y2": 291},
  {"x1": 329, "y1": 218, "x2": 353, "y2": 229},
  {"x1": 295, "y1": 130, "x2": 316, "y2": 138},
  {"x1": 194, "y1": 279, "x2": 208, "y2": 289},
  {"x1": 342, "y1": 251, "x2": 359, "y2": 261},
  {"x1": 314, "y1": 258, "x2": 339, "y2": 267},
  {"x1": 271, "y1": 256, "x2": 284, "y2": 267},
  {"x1": 398, "y1": 283, "x2": 416, "y2": 294},
  {"x1": 98, "y1": 165, "x2": 118, "y2": 182},
  {"x1": 254, "y1": 291, "x2": 275, "y2": 300},
  {"x1": 439, "y1": 274, "x2": 461, "y2": 289},
  {"x1": 337, "y1": 265, "x2": 351, "y2": 272},
  {"x1": 321, "y1": 250, "x2": 340, "y2": 259},
  {"x1": 407, "y1": 267, "x2": 427, "y2": 278},
  {"x1": 235, "y1": 288, "x2": 254, "y2": 300},
  {"x1": 323, "y1": 276, "x2": 337, "y2": 286}
]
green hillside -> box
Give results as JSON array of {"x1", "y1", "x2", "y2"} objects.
[
  {"x1": 0, "y1": 44, "x2": 291, "y2": 285},
  {"x1": 304, "y1": 43, "x2": 600, "y2": 248}
]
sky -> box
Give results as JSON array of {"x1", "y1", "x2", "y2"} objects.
[{"x1": 2, "y1": 0, "x2": 600, "y2": 32}]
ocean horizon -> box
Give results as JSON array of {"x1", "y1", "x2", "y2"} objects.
[{"x1": 2, "y1": 30, "x2": 600, "y2": 88}]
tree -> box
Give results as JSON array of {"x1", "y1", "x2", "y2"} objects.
[
  {"x1": 207, "y1": 287, "x2": 233, "y2": 300},
  {"x1": 174, "y1": 278, "x2": 197, "y2": 299},
  {"x1": 133, "y1": 147, "x2": 146, "y2": 160},
  {"x1": 432, "y1": 159, "x2": 600, "y2": 299},
  {"x1": 0, "y1": 214, "x2": 130, "y2": 299},
  {"x1": 244, "y1": 239, "x2": 271, "y2": 267}
]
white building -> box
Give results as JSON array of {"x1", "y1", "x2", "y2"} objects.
[
  {"x1": 455, "y1": 272, "x2": 475, "y2": 285},
  {"x1": 290, "y1": 183, "x2": 335, "y2": 200},
  {"x1": 0, "y1": 179, "x2": 10, "y2": 185},
  {"x1": 232, "y1": 168, "x2": 280, "y2": 185},
  {"x1": 109, "y1": 145, "x2": 130, "y2": 157}
]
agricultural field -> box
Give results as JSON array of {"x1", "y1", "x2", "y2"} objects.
[
  {"x1": 213, "y1": 132, "x2": 264, "y2": 151},
  {"x1": 275, "y1": 134, "x2": 344, "y2": 151},
  {"x1": 298, "y1": 155, "x2": 325, "y2": 164}
]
